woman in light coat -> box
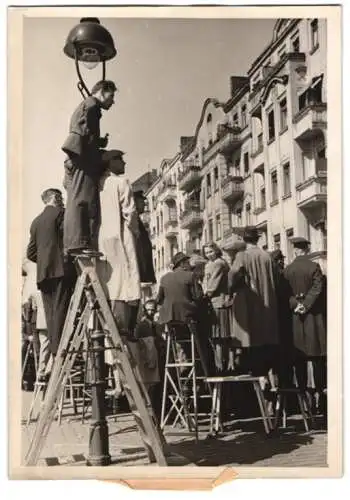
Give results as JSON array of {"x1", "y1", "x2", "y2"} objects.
[{"x1": 202, "y1": 242, "x2": 230, "y2": 373}]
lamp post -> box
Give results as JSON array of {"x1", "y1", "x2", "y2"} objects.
[
  {"x1": 63, "y1": 17, "x2": 117, "y2": 97},
  {"x1": 63, "y1": 18, "x2": 116, "y2": 465}
]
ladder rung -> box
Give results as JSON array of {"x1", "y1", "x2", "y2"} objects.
[{"x1": 166, "y1": 363, "x2": 194, "y2": 367}]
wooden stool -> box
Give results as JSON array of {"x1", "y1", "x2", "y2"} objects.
[
  {"x1": 206, "y1": 374, "x2": 274, "y2": 436},
  {"x1": 274, "y1": 388, "x2": 314, "y2": 431}
]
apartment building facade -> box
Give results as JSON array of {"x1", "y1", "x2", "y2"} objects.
[{"x1": 145, "y1": 18, "x2": 327, "y2": 285}]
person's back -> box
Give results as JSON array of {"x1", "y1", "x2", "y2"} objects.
[
  {"x1": 157, "y1": 253, "x2": 200, "y2": 325},
  {"x1": 244, "y1": 246, "x2": 277, "y2": 307}
]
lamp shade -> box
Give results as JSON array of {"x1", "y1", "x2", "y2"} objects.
[{"x1": 63, "y1": 17, "x2": 116, "y2": 63}]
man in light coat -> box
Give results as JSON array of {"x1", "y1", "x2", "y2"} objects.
[{"x1": 98, "y1": 150, "x2": 141, "y2": 338}]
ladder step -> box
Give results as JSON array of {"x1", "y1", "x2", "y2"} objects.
[{"x1": 166, "y1": 363, "x2": 195, "y2": 368}]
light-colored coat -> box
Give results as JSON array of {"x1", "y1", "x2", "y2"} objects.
[
  {"x1": 228, "y1": 246, "x2": 279, "y2": 347},
  {"x1": 97, "y1": 173, "x2": 141, "y2": 302}
]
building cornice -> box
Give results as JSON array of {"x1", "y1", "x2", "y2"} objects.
[
  {"x1": 248, "y1": 19, "x2": 300, "y2": 76},
  {"x1": 181, "y1": 97, "x2": 225, "y2": 161}
]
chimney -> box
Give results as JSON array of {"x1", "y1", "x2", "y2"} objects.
[
  {"x1": 230, "y1": 76, "x2": 250, "y2": 97},
  {"x1": 180, "y1": 136, "x2": 194, "y2": 152}
]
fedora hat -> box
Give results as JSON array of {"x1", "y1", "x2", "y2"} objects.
[{"x1": 172, "y1": 251, "x2": 190, "y2": 269}]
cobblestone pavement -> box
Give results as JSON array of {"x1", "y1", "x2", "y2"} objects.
[{"x1": 21, "y1": 390, "x2": 327, "y2": 468}]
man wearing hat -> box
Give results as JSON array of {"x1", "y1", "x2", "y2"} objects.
[
  {"x1": 98, "y1": 150, "x2": 141, "y2": 339},
  {"x1": 133, "y1": 190, "x2": 156, "y2": 286},
  {"x1": 156, "y1": 252, "x2": 202, "y2": 326},
  {"x1": 62, "y1": 80, "x2": 117, "y2": 254},
  {"x1": 283, "y1": 237, "x2": 327, "y2": 408}
]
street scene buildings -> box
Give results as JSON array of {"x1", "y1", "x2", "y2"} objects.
[{"x1": 142, "y1": 18, "x2": 327, "y2": 286}]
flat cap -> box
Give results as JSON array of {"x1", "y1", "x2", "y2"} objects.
[{"x1": 290, "y1": 236, "x2": 310, "y2": 248}]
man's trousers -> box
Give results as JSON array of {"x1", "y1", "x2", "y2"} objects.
[
  {"x1": 63, "y1": 159, "x2": 101, "y2": 252},
  {"x1": 39, "y1": 277, "x2": 74, "y2": 356}
]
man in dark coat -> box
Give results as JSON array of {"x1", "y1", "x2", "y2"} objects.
[
  {"x1": 27, "y1": 189, "x2": 75, "y2": 370},
  {"x1": 133, "y1": 190, "x2": 156, "y2": 285},
  {"x1": 62, "y1": 80, "x2": 117, "y2": 254},
  {"x1": 156, "y1": 252, "x2": 202, "y2": 326},
  {"x1": 283, "y1": 237, "x2": 327, "y2": 397}
]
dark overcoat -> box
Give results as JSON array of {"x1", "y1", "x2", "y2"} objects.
[
  {"x1": 283, "y1": 256, "x2": 327, "y2": 357},
  {"x1": 156, "y1": 269, "x2": 201, "y2": 325},
  {"x1": 134, "y1": 217, "x2": 156, "y2": 284}
]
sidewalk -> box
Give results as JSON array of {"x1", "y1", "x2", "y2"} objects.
[{"x1": 21, "y1": 390, "x2": 327, "y2": 468}]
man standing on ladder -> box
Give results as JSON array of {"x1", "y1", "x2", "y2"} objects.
[
  {"x1": 62, "y1": 80, "x2": 117, "y2": 254},
  {"x1": 26, "y1": 189, "x2": 75, "y2": 371}
]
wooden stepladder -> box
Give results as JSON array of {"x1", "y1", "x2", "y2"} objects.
[{"x1": 24, "y1": 251, "x2": 168, "y2": 466}]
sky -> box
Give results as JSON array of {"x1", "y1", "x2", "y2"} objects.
[{"x1": 22, "y1": 16, "x2": 276, "y2": 249}]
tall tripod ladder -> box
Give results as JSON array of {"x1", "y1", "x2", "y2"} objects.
[{"x1": 24, "y1": 252, "x2": 168, "y2": 466}]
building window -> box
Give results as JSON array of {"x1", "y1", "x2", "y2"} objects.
[
  {"x1": 216, "y1": 214, "x2": 222, "y2": 239},
  {"x1": 234, "y1": 156, "x2": 240, "y2": 175},
  {"x1": 283, "y1": 162, "x2": 291, "y2": 196},
  {"x1": 267, "y1": 109, "x2": 275, "y2": 142},
  {"x1": 273, "y1": 233, "x2": 281, "y2": 250},
  {"x1": 204, "y1": 228, "x2": 208, "y2": 244},
  {"x1": 286, "y1": 228, "x2": 294, "y2": 262},
  {"x1": 233, "y1": 112, "x2": 239, "y2": 127},
  {"x1": 154, "y1": 257, "x2": 157, "y2": 271},
  {"x1": 244, "y1": 152, "x2": 249, "y2": 176},
  {"x1": 208, "y1": 219, "x2": 214, "y2": 241},
  {"x1": 156, "y1": 216, "x2": 160, "y2": 235},
  {"x1": 152, "y1": 225, "x2": 156, "y2": 237},
  {"x1": 246, "y1": 203, "x2": 251, "y2": 225},
  {"x1": 161, "y1": 247, "x2": 164, "y2": 269},
  {"x1": 236, "y1": 209, "x2": 242, "y2": 226},
  {"x1": 271, "y1": 171, "x2": 278, "y2": 202},
  {"x1": 260, "y1": 187, "x2": 266, "y2": 209},
  {"x1": 207, "y1": 172, "x2": 212, "y2": 197},
  {"x1": 292, "y1": 34, "x2": 300, "y2": 52},
  {"x1": 279, "y1": 97, "x2": 288, "y2": 131},
  {"x1": 241, "y1": 105, "x2": 247, "y2": 128},
  {"x1": 152, "y1": 196, "x2": 156, "y2": 210},
  {"x1": 214, "y1": 166, "x2": 219, "y2": 191},
  {"x1": 160, "y1": 211, "x2": 163, "y2": 232},
  {"x1": 311, "y1": 19, "x2": 319, "y2": 51},
  {"x1": 157, "y1": 250, "x2": 160, "y2": 271},
  {"x1": 320, "y1": 222, "x2": 327, "y2": 251}
]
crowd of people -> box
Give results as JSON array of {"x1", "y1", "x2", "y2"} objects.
[{"x1": 21, "y1": 78, "x2": 327, "y2": 423}]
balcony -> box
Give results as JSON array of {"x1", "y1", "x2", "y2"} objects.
[
  {"x1": 180, "y1": 203, "x2": 203, "y2": 230},
  {"x1": 221, "y1": 176, "x2": 244, "y2": 204},
  {"x1": 221, "y1": 227, "x2": 245, "y2": 251},
  {"x1": 158, "y1": 179, "x2": 177, "y2": 203},
  {"x1": 293, "y1": 103, "x2": 327, "y2": 141},
  {"x1": 178, "y1": 159, "x2": 201, "y2": 192},
  {"x1": 164, "y1": 218, "x2": 178, "y2": 239},
  {"x1": 203, "y1": 125, "x2": 243, "y2": 164},
  {"x1": 253, "y1": 206, "x2": 268, "y2": 228},
  {"x1": 251, "y1": 134, "x2": 264, "y2": 159},
  {"x1": 296, "y1": 160, "x2": 327, "y2": 209}
]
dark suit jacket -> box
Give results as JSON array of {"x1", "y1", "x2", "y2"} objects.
[
  {"x1": 26, "y1": 206, "x2": 66, "y2": 287},
  {"x1": 156, "y1": 269, "x2": 202, "y2": 325}
]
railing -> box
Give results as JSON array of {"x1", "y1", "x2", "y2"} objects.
[
  {"x1": 292, "y1": 103, "x2": 327, "y2": 124},
  {"x1": 203, "y1": 125, "x2": 242, "y2": 163}
]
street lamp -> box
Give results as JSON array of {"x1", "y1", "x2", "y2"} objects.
[
  {"x1": 63, "y1": 17, "x2": 117, "y2": 98},
  {"x1": 63, "y1": 18, "x2": 117, "y2": 467}
]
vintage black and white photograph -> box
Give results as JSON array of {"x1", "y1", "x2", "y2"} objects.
[{"x1": 8, "y1": 5, "x2": 342, "y2": 479}]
